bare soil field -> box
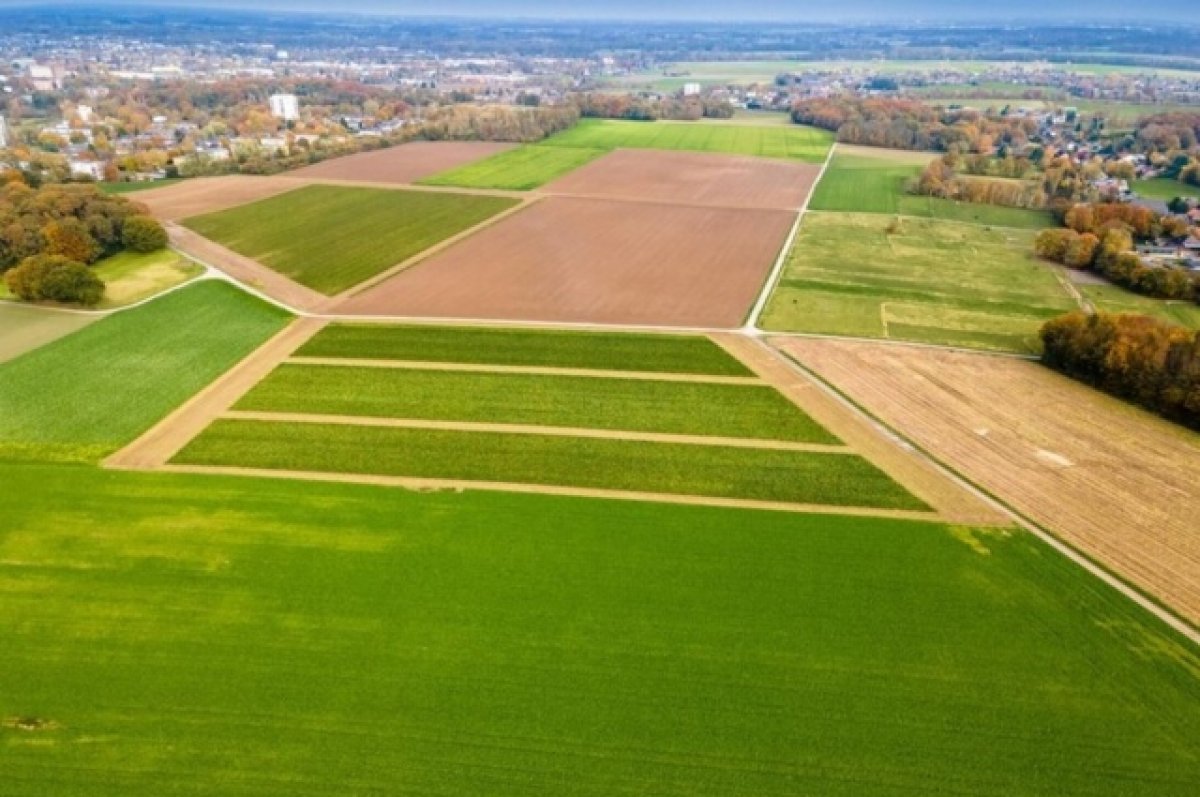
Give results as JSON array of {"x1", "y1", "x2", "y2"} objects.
[
  {"x1": 132, "y1": 176, "x2": 301, "y2": 221},
  {"x1": 334, "y1": 197, "x2": 795, "y2": 328},
  {"x1": 285, "y1": 142, "x2": 515, "y2": 185},
  {"x1": 778, "y1": 337, "x2": 1200, "y2": 625},
  {"x1": 543, "y1": 149, "x2": 822, "y2": 210}
]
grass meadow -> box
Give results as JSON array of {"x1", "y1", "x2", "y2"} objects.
[
  {"x1": 183, "y1": 185, "x2": 518, "y2": 294},
  {"x1": 540, "y1": 118, "x2": 834, "y2": 163},
  {"x1": 1082, "y1": 282, "x2": 1200, "y2": 328},
  {"x1": 418, "y1": 144, "x2": 607, "y2": 190},
  {"x1": 1133, "y1": 177, "x2": 1199, "y2": 201},
  {"x1": 237, "y1": 364, "x2": 839, "y2": 443},
  {"x1": 0, "y1": 281, "x2": 290, "y2": 461},
  {"x1": 761, "y1": 213, "x2": 1077, "y2": 352},
  {"x1": 92, "y1": 248, "x2": 204, "y2": 307},
  {"x1": 4, "y1": 460, "x2": 1200, "y2": 795},
  {"x1": 299, "y1": 324, "x2": 754, "y2": 375}
]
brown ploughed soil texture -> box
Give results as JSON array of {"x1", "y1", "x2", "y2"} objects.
[
  {"x1": 779, "y1": 337, "x2": 1200, "y2": 625},
  {"x1": 334, "y1": 197, "x2": 794, "y2": 327},
  {"x1": 284, "y1": 141, "x2": 515, "y2": 185},
  {"x1": 543, "y1": 149, "x2": 822, "y2": 210},
  {"x1": 133, "y1": 176, "x2": 302, "y2": 221}
]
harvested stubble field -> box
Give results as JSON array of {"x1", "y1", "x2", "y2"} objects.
[
  {"x1": 778, "y1": 337, "x2": 1200, "y2": 626},
  {"x1": 418, "y1": 145, "x2": 607, "y2": 190},
  {"x1": 543, "y1": 149, "x2": 822, "y2": 210},
  {"x1": 298, "y1": 324, "x2": 755, "y2": 375},
  {"x1": 334, "y1": 196, "x2": 795, "y2": 327},
  {"x1": 132, "y1": 175, "x2": 301, "y2": 221},
  {"x1": 182, "y1": 184, "x2": 519, "y2": 294},
  {"x1": 761, "y1": 213, "x2": 1078, "y2": 352},
  {"x1": 541, "y1": 117, "x2": 834, "y2": 162},
  {"x1": 283, "y1": 140, "x2": 515, "y2": 184}
]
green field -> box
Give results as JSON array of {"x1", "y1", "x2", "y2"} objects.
[
  {"x1": 811, "y1": 152, "x2": 1055, "y2": 229},
  {"x1": 92, "y1": 248, "x2": 205, "y2": 307},
  {"x1": 418, "y1": 144, "x2": 606, "y2": 190},
  {"x1": 540, "y1": 118, "x2": 834, "y2": 163},
  {"x1": 5, "y1": 459, "x2": 1200, "y2": 795},
  {"x1": 0, "y1": 303, "x2": 97, "y2": 364},
  {"x1": 0, "y1": 282, "x2": 290, "y2": 461},
  {"x1": 1082, "y1": 282, "x2": 1200, "y2": 328},
  {"x1": 761, "y1": 213, "x2": 1078, "y2": 352},
  {"x1": 183, "y1": 185, "x2": 518, "y2": 294},
  {"x1": 100, "y1": 178, "x2": 184, "y2": 194},
  {"x1": 299, "y1": 324, "x2": 754, "y2": 375},
  {"x1": 1134, "y1": 177, "x2": 1200, "y2": 202},
  {"x1": 237, "y1": 364, "x2": 838, "y2": 443}
]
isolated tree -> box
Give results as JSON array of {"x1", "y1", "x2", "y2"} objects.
[
  {"x1": 121, "y1": 214, "x2": 168, "y2": 252},
  {"x1": 5, "y1": 254, "x2": 104, "y2": 306}
]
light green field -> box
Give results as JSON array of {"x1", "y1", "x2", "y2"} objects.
[
  {"x1": 0, "y1": 303, "x2": 97, "y2": 364},
  {"x1": 100, "y1": 178, "x2": 184, "y2": 194},
  {"x1": 1134, "y1": 177, "x2": 1200, "y2": 202},
  {"x1": 811, "y1": 152, "x2": 1055, "y2": 229},
  {"x1": 1082, "y1": 283, "x2": 1200, "y2": 328},
  {"x1": 4, "y1": 460, "x2": 1200, "y2": 795},
  {"x1": 236, "y1": 364, "x2": 839, "y2": 443},
  {"x1": 183, "y1": 185, "x2": 519, "y2": 294},
  {"x1": 761, "y1": 213, "x2": 1078, "y2": 352},
  {"x1": 0, "y1": 281, "x2": 290, "y2": 461},
  {"x1": 92, "y1": 249, "x2": 204, "y2": 308},
  {"x1": 541, "y1": 118, "x2": 834, "y2": 163},
  {"x1": 299, "y1": 324, "x2": 753, "y2": 375},
  {"x1": 418, "y1": 145, "x2": 606, "y2": 190}
]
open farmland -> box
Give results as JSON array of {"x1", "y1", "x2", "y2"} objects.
[
  {"x1": 418, "y1": 144, "x2": 607, "y2": 190},
  {"x1": 131, "y1": 175, "x2": 301, "y2": 221},
  {"x1": 1080, "y1": 282, "x2": 1200, "y2": 328},
  {"x1": 540, "y1": 118, "x2": 834, "y2": 163},
  {"x1": 182, "y1": 184, "x2": 519, "y2": 294},
  {"x1": 760, "y1": 213, "x2": 1078, "y2": 352},
  {"x1": 1133, "y1": 177, "x2": 1199, "y2": 201},
  {"x1": 283, "y1": 140, "x2": 515, "y2": 184},
  {"x1": 778, "y1": 337, "x2": 1200, "y2": 626},
  {"x1": 5, "y1": 460, "x2": 1200, "y2": 795},
  {"x1": 334, "y1": 197, "x2": 795, "y2": 327},
  {"x1": 0, "y1": 303, "x2": 97, "y2": 364},
  {"x1": 92, "y1": 248, "x2": 204, "y2": 307},
  {"x1": 544, "y1": 149, "x2": 822, "y2": 209}
]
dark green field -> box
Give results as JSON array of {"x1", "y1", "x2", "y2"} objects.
[
  {"x1": 182, "y1": 185, "x2": 518, "y2": 294},
  {"x1": 4, "y1": 460, "x2": 1199, "y2": 795},
  {"x1": 237, "y1": 364, "x2": 838, "y2": 443},
  {"x1": 175, "y1": 419, "x2": 914, "y2": 507},
  {"x1": 0, "y1": 282, "x2": 290, "y2": 462},
  {"x1": 298, "y1": 324, "x2": 753, "y2": 375}
]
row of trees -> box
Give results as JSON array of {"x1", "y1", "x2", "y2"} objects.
[
  {"x1": 574, "y1": 93, "x2": 735, "y2": 121},
  {"x1": 1041, "y1": 312, "x2": 1200, "y2": 429}
]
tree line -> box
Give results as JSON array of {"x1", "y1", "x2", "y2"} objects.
[
  {"x1": 1041, "y1": 311, "x2": 1200, "y2": 429},
  {"x1": 573, "y1": 93, "x2": 735, "y2": 122}
]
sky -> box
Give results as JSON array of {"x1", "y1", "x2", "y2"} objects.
[{"x1": 5, "y1": 0, "x2": 1189, "y2": 23}]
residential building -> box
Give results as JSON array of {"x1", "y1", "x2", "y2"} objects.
[
  {"x1": 0, "y1": 114, "x2": 8, "y2": 149},
  {"x1": 269, "y1": 93, "x2": 300, "y2": 121}
]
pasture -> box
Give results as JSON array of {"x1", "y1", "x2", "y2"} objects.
[
  {"x1": 93, "y1": 248, "x2": 204, "y2": 307},
  {"x1": 182, "y1": 184, "x2": 519, "y2": 294},
  {"x1": 418, "y1": 144, "x2": 606, "y2": 190},
  {"x1": 0, "y1": 303, "x2": 96, "y2": 364},
  {"x1": 0, "y1": 281, "x2": 289, "y2": 461},
  {"x1": 540, "y1": 118, "x2": 834, "y2": 163},
  {"x1": 1133, "y1": 177, "x2": 1199, "y2": 201},
  {"x1": 760, "y1": 213, "x2": 1078, "y2": 352},
  {"x1": 1081, "y1": 283, "x2": 1200, "y2": 328},
  {"x1": 4, "y1": 460, "x2": 1200, "y2": 795}
]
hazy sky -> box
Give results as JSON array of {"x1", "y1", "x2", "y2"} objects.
[{"x1": 7, "y1": 0, "x2": 1190, "y2": 23}]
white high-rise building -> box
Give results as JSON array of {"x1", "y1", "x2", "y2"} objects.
[
  {"x1": 268, "y1": 93, "x2": 300, "y2": 121},
  {"x1": 0, "y1": 115, "x2": 9, "y2": 149}
]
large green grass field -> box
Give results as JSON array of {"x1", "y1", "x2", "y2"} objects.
[
  {"x1": 539, "y1": 118, "x2": 834, "y2": 163},
  {"x1": 811, "y1": 151, "x2": 1055, "y2": 229},
  {"x1": 4, "y1": 460, "x2": 1199, "y2": 795},
  {"x1": 761, "y1": 213, "x2": 1078, "y2": 352},
  {"x1": 299, "y1": 323, "x2": 754, "y2": 375},
  {"x1": 1082, "y1": 282, "x2": 1200, "y2": 328},
  {"x1": 418, "y1": 144, "x2": 607, "y2": 190},
  {"x1": 236, "y1": 364, "x2": 838, "y2": 443},
  {"x1": 0, "y1": 281, "x2": 290, "y2": 461},
  {"x1": 182, "y1": 184, "x2": 518, "y2": 294},
  {"x1": 1133, "y1": 177, "x2": 1200, "y2": 202}
]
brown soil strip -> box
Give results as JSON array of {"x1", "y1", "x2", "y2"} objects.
[
  {"x1": 332, "y1": 196, "x2": 795, "y2": 328},
  {"x1": 132, "y1": 176, "x2": 302, "y2": 221},
  {"x1": 158, "y1": 463, "x2": 946, "y2": 523},
  {"x1": 221, "y1": 410, "x2": 851, "y2": 453},
  {"x1": 283, "y1": 141, "x2": 516, "y2": 185},
  {"x1": 286, "y1": 356, "x2": 766, "y2": 385},
  {"x1": 103, "y1": 317, "x2": 328, "y2": 470},
  {"x1": 779, "y1": 337, "x2": 1200, "y2": 626},
  {"x1": 543, "y1": 149, "x2": 822, "y2": 211},
  {"x1": 167, "y1": 225, "x2": 333, "y2": 313},
  {"x1": 711, "y1": 333, "x2": 1009, "y2": 526}
]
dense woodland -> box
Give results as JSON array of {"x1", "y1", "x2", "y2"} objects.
[
  {"x1": 1133, "y1": 113, "x2": 1200, "y2": 189},
  {"x1": 1041, "y1": 312, "x2": 1200, "y2": 429},
  {"x1": 912, "y1": 150, "x2": 1121, "y2": 212}
]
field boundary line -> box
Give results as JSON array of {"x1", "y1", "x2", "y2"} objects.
[
  {"x1": 285, "y1": 356, "x2": 766, "y2": 385},
  {"x1": 772, "y1": 344, "x2": 1200, "y2": 646},
  {"x1": 279, "y1": 175, "x2": 528, "y2": 200},
  {"x1": 220, "y1": 410, "x2": 852, "y2": 453},
  {"x1": 743, "y1": 141, "x2": 837, "y2": 331},
  {"x1": 157, "y1": 463, "x2": 945, "y2": 522},
  {"x1": 103, "y1": 317, "x2": 328, "y2": 471}
]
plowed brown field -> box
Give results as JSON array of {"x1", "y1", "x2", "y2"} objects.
[
  {"x1": 334, "y1": 197, "x2": 795, "y2": 327},
  {"x1": 284, "y1": 141, "x2": 515, "y2": 185},
  {"x1": 778, "y1": 337, "x2": 1200, "y2": 625},
  {"x1": 133, "y1": 176, "x2": 302, "y2": 221},
  {"x1": 544, "y1": 149, "x2": 822, "y2": 210}
]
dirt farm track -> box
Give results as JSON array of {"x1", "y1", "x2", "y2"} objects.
[{"x1": 778, "y1": 337, "x2": 1200, "y2": 626}]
